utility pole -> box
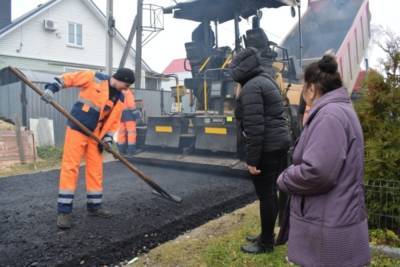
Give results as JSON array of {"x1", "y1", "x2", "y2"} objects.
[
  {"x1": 135, "y1": 0, "x2": 144, "y2": 89},
  {"x1": 106, "y1": 0, "x2": 115, "y2": 75},
  {"x1": 214, "y1": 21, "x2": 219, "y2": 48},
  {"x1": 298, "y1": 3, "x2": 303, "y2": 70},
  {"x1": 119, "y1": 16, "x2": 138, "y2": 68},
  {"x1": 234, "y1": 14, "x2": 240, "y2": 52}
]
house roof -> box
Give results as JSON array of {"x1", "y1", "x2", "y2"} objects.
[
  {"x1": 0, "y1": 0, "x2": 59, "y2": 37},
  {"x1": 281, "y1": 0, "x2": 365, "y2": 60},
  {"x1": 0, "y1": 0, "x2": 154, "y2": 73},
  {"x1": 163, "y1": 58, "x2": 191, "y2": 74}
]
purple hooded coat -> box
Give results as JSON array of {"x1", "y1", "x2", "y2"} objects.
[{"x1": 277, "y1": 88, "x2": 371, "y2": 267}]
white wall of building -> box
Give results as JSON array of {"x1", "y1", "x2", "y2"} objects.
[{"x1": 0, "y1": 0, "x2": 137, "y2": 71}]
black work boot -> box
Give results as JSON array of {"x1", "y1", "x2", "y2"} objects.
[
  {"x1": 246, "y1": 233, "x2": 275, "y2": 243},
  {"x1": 241, "y1": 240, "x2": 274, "y2": 254},
  {"x1": 57, "y1": 213, "x2": 72, "y2": 229},
  {"x1": 87, "y1": 208, "x2": 113, "y2": 218},
  {"x1": 246, "y1": 234, "x2": 260, "y2": 243}
]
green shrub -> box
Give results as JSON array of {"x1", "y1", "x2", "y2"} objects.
[
  {"x1": 355, "y1": 71, "x2": 400, "y2": 181},
  {"x1": 37, "y1": 146, "x2": 62, "y2": 161},
  {"x1": 370, "y1": 229, "x2": 400, "y2": 247},
  {"x1": 355, "y1": 70, "x2": 400, "y2": 233}
]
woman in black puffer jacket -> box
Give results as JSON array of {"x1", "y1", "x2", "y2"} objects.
[{"x1": 231, "y1": 47, "x2": 291, "y2": 254}]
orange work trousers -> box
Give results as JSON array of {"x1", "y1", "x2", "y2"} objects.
[
  {"x1": 58, "y1": 127, "x2": 103, "y2": 214},
  {"x1": 117, "y1": 121, "x2": 137, "y2": 155}
]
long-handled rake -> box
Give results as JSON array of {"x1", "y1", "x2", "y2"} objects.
[{"x1": 9, "y1": 66, "x2": 182, "y2": 203}]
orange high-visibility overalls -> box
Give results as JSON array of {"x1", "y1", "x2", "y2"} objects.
[
  {"x1": 117, "y1": 89, "x2": 137, "y2": 155},
  {"x1": 56, "y1": 71, "x2": 125, "y2": 214}
]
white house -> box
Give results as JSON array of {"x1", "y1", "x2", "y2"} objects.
[{"x1": 0, "y1": 0, "x2": 161, "y2": 89}]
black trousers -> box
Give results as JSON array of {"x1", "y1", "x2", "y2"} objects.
[{"x1": 251, "y1": 149, "x2": 288, "y2": 245}]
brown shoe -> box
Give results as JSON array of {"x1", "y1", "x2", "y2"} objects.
[
  {"x1": 87, "y1": 208, "x2": 113, "y2": 218},
  {"x1": 57, "y1": 213, "x2": 72, "y2": 229}
]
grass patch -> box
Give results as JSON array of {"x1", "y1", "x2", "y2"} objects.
[
  {"x1": 0, "y1": 161, "x2": 60, "y2": 177},
  {"x1": 130, "y1": 203, "x2": 261, "y2": 267},
  {"x1": 372, "y1": 253, "x2": 400, "y2": 267},
  {"x1": 370, "y1": 229, "x2": 400, "y2": 248},
  {"x1": 37, "y1": 145, "x2": 63, "y2": 161},
  {"x1": 130, "y1": 202, "x2": 400, "y2": 267},
  {"x1": 204, "y1": 232, "x2": 289, "y2": 267}
]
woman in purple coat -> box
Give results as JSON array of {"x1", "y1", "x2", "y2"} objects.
[{"x1": 277, "y1": 55, "x2": 371, "y2": 267}]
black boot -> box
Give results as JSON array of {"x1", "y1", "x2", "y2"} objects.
[
  {"x1": 88, "y1": 208, "x2": 113, "y2": 218},
  {"x1": 57, "y1": 213, "x2": 72, "y2": 229},
  {"x1": 241, "y1": 240, "x2": 274, "y2": 254},
  {"x1": 246, "y1": 234, "x2": 260, "y2": 243},
  {"x1": 246, "y1": 233, "x2": 276, "y2": 243}
]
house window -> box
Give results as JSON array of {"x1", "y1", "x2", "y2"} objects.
[{"x1": 67, "y1": 22, "x2": 82, "y2": 47}]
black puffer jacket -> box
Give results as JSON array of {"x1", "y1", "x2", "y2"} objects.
[{"x1": 231, "y1": 48, "x2": 291, "y2": 166}]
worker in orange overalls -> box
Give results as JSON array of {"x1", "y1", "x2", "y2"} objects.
[
  {"x1": 117, "y1": 89, "x2": 138, "y2": 155},
  {"x1": 42, "y1": 68, "x2": 135, "y2": 229}
]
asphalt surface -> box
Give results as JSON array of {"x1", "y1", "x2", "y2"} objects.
[{"x1": 0, "y1": 160, "x2": 255, "y2": 266}]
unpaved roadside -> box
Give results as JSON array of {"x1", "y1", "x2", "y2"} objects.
[{"x1": 129, "y1": 202, "x2": 400, "y2": 267}]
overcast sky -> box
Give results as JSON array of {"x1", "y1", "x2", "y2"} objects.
[{"x1": 11, "y1": 0, "x2": 399, "y2": 73}]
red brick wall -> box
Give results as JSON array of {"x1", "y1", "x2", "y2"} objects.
[{"x1": 0, "y1": 130, "x2": 36, "y2": 168}]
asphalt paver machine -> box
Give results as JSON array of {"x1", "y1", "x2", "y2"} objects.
[{"x1": 133, "y1": 0, "x2": 302, "y2": 174}]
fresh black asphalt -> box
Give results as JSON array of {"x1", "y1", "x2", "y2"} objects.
[{"x1": 0, "y1": 160, "x2": 255, "y2": 266}]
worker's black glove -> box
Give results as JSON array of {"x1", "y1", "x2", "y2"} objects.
[
  {"x1": 98, "y1": 134, "x2": 114, "y2": 154},
  {"x1": 41, "y1": 83, "x2": 60, "y2": 103}
]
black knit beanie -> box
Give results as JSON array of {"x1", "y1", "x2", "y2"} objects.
[{"x1": 113, "y1": 68, "x2": 135, "y2": 85}]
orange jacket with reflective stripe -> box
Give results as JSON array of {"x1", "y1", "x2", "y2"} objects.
[
  {"x1": 121, "y1": 89, "x2": 137, "y2": 122},
  {"x1": 123, "y1": 89, "x2": 136, "y2": 110},
  {"x1": 59, "y1": 70, "x2": 125, "y2": 138}
]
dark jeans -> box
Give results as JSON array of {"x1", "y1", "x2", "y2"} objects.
[{"x1": 251, "y1": 149, "x2": 288, "y2": 245}]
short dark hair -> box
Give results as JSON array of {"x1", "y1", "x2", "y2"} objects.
[{"x1": 304, "y1": 55, "x2": 343, "y2": 94}]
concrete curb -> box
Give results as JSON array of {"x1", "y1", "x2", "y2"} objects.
[{"x1": 371, "y1": 244, "x2": 400, "y2": 259}]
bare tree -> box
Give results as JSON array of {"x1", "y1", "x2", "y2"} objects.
[{"x1": 373, "y1": 26, "x2": 400, "y2": 78}]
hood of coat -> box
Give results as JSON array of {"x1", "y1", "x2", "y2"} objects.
[
  {"x1": 305, "y1": 87, "x2": 351, "y2": 125},
  {"x1": 229, "y1": 48, "x2": 264, "y2": 85}
]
